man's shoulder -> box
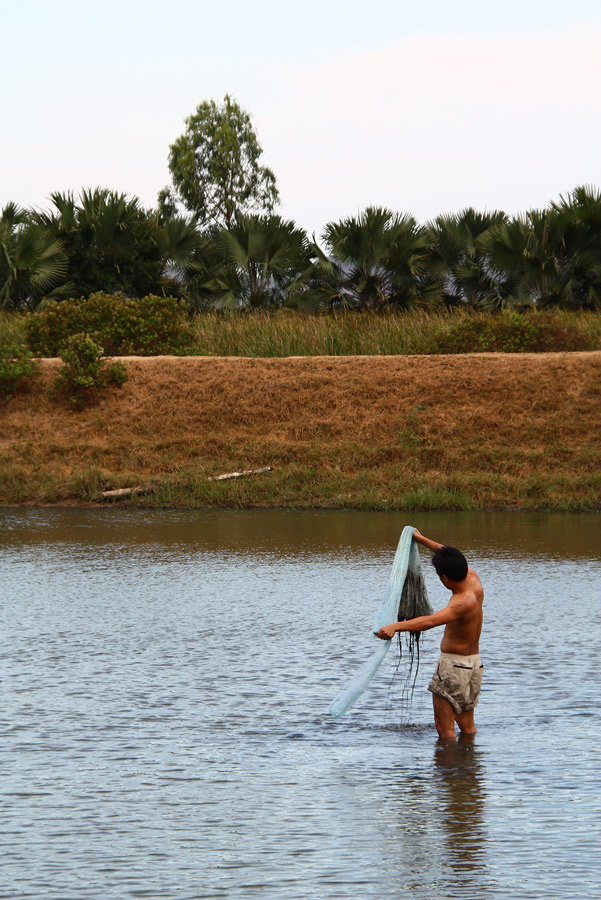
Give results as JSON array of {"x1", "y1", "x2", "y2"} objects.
[
  {"x1": 450, "y1": 589, "x2": 478, "y2": 611},
  {"x1": 466, "y1": 568, "x2": 483, "y2": 593}
]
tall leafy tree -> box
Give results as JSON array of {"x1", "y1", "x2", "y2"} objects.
[
  {"x1": 161, "y1": 95, "x2": 279, "y2": 228},
  {"x1": 0, "y1": 203, "x2": 68, "y2": 309}
]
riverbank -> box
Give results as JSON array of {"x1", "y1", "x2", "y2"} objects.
[{"x1": 2, "y1": 352, "x2": 600, "y2": 510}]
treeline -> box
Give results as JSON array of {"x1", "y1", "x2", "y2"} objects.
[{"x1": 1, "y1": 184, "x2": 600, "y2": 313}]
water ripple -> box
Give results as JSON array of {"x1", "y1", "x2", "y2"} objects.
[{"x1": 0, "y1": 509, "x2": 599, "y2": 900}]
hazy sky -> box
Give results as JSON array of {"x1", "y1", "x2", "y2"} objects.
[{"x1": 3, "y1": 0, "x2": 600, "y2": 236}]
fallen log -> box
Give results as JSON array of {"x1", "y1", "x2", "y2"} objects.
[
  {"x1": 100, "y1": 486, "x2": 146, "y2": 499},
  {"x1": 209, "y1": 466, "x2": 273, "y2": 482}
]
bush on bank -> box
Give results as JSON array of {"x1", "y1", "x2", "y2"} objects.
[
  {"x1": 54, "y1": 333, "x2": 128, "y2": 407},
  {"x1": 423, "y1": 310, "x2": 599, "y2": 354},
  {"x1": 25, "y1": 293, "x2": 193, "y2": 357},
  {"x1": 0, "y1": 344, "x2": 40, "y2": 398}
]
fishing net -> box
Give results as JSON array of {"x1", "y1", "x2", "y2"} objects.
[{"x1": 329, "y1": 525, "x2": 433, "y2": 717}]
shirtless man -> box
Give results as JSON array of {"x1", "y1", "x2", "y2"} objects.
[{"x1": 377, "y1": 529, "x2": 484, "y2": 740}]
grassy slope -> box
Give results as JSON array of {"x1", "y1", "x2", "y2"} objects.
[{"x1": 2, "y1": 352, "x2": 601, "y2": 510}]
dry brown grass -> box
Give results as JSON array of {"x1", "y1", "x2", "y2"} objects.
[{"x1": 2, "y1": 352, "x2": 601, "y2": 509}]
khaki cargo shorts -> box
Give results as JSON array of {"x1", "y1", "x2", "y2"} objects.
[{"x1": 428, "y1": 652, "x2": 483, "y2": 714}]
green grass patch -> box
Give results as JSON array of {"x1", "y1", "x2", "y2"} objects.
[{"x1": 399, "y1": 488, "x2": 476, "y2": 511}]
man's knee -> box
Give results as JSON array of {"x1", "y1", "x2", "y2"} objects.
[
  {"x1": 436, "y1": 725, "x2": 457, "y2": 739},
  {"x1": 433, "y1": 694, "x2": 457, "y2": 738},
  {"x1": 455, "y1": 709, "x2": 477, "y2": 734}
]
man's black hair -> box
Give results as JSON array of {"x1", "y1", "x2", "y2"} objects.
[{"x1": 431, "y1": 545, "x2": 468, "y2": 582}]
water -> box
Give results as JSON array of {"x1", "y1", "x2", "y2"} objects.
[{"x1": 1, "y1": 509, "x2": 599, "y2": 900}]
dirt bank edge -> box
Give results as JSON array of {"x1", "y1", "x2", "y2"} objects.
[{"x1": 2, "y1": 352, "x2": 600, "y2": 510}]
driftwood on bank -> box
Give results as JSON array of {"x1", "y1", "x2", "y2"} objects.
[
  {"x1": 209, "y1": 467, "x2": 273, "y2": 482},
  {"x1": 100, "y1": 486, "x2": 147, "y2": 499},
  {"x1": 98, "y1": 468, "x2": 272, "y2": 498}
]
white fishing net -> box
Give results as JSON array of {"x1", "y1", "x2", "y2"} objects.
[{"x1": 329, "y1": 525, "x2": 433, "y2": 717}]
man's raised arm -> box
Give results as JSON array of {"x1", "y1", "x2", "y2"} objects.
[{"x1": 413, "y1": 529, "x2": 443, "y2": 553}]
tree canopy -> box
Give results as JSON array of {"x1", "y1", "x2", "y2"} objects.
[
  {"x1": 1, "y1": 180, "x2": 600, "y2": 313},
  {"x1": 160, "y1": 95, "x2": 279, "y2": 228}
]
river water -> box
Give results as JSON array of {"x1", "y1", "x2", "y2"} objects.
[{"x1": 1, "y1": 509, "x2": 599, "y2": 900}]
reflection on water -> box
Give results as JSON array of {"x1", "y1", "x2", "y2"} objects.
[
  {"x1": 0, "y1": 508, "x2": 599, "y2": 899},
  {"x1": 434, "y1": 737, "x2": 487, "y2": 881},
  {"x1": 1, "y1": 507, "x2": 600, "y2": 560}
]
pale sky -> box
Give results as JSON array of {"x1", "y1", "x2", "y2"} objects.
[{"x1": 2, "y1": 0, "x2": 600, "y2": 236}]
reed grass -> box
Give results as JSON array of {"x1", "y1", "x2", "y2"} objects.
[
  {"x1": 2, "y1": 308, "x2": 601, "y2": 356},
  {"x1": 188, "y1": 309, "x2": 601, "y2": 356},
  {"x1": 0, "y1": 312, "x2": 29, "y2": 348}
]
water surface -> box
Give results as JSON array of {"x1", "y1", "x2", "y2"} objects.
[{"x1": 1, "y1": 509, "x2": 599, "y2": 899}]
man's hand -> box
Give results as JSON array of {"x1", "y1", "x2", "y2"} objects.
[{"x1": 377, "y1": 624, "x2": 396, "y2": 640}]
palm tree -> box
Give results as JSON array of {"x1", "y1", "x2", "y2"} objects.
[
  {"x1": 427, "y1": 208, "x2": 507, "y2": 308},
  {"x1": 322, "y1": 207, "x2": 438, "y2": 309},
  {"x1": 323, "y1": 207, "x2": 413, "y2": 308},
  {"x1": 385, "y1": 220, "x2": 442, "y2": 308},
  {"x1": 33, "y1": 188, "x2": 165, "y2": 297},
  {"x1": 158, "y1": 214, "x2": 206, "y2": 298},
  {"x1": 512, "y1": 209, "x2": 565, "y2": 307},
  {"x1": 475, "y1": 215, "x2": 541, "y2": 309},
  {"x1": 484, "y1": 203, "x2": 591, "y2": 309},
  {"x1": 184, "y1": 215, "x2": 312, "y2": 310},
  {"x1": 549, "y1": 185, "x2": 601, "y2": 309},
  {"x1": 0, "y1": 203, "x2": 68, "y2": 309},
  {"x1": 179, "y1": 229, "x2": 240, "y2": 311},
  {"x1": 283, "y1": 239, "x2": 348, "y2": 310}
]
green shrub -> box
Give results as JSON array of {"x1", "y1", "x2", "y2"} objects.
[
  {"x1": 26, "y1": 293, "x2": 193, "y2": 357},
  {"x1": 0, "y1": 344, "x2": 40, "y2": 398},
  {"x1": 55, "y1": 333, "x2": 106, "y2": 407},
  {"x1": 54, "y1": 333, "x2": 128, "y2": 407},
  {"x1": 496, "y1": 311, "x2": 540, "y2": 352},
  {"x1": 427, "y1": 310, "x2": 539, "y2": 353},
  {"x1": 106, "y1": 360, "x2": 129, "y2": 386}
]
